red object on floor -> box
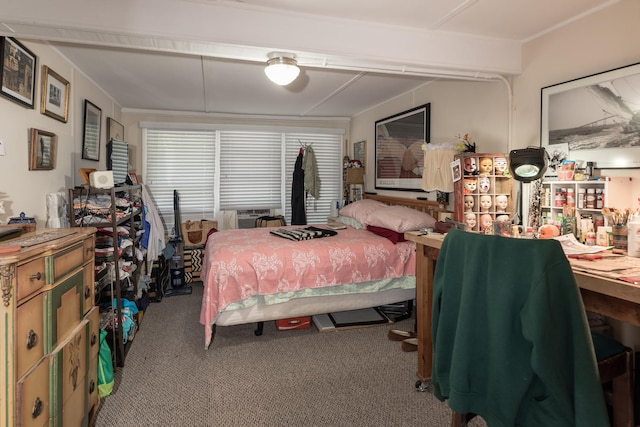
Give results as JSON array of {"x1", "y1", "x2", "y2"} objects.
[{"x1": 276, "y1": 317, "x2": 311, "y2": 330}]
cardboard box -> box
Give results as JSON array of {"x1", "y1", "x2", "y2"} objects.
[
  {"x1": 345, "y1": 168, "x2": 364, "y2": 184},
  {"x1": 276, "y1": 317, "x2": 311, "y2": 331}
]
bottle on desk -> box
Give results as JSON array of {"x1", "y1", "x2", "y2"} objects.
[{"x1": 628, "y1": 214, "x2": 640, "y2": 257}]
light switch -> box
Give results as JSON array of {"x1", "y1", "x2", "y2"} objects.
[{"x1": 0, "y1": 140, "x2": 5, "y2": 156}]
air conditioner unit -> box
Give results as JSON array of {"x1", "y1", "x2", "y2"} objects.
[{"x1": 237, "y1": 209, "x2": 271, "y2": 229}]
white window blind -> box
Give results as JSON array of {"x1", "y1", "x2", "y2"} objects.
[
  {"x1": 142, "y1": 124, "x2": 344, "y2": 232},
  {"x1": 144, "y1": 128, "x2": 215, "y2": 236},
  {"x1": 218, "y1": 131, "x2": 282, "y2": 210},
  {"x1": 284, "y1": 133, "x2": 343, "y2": 224}
]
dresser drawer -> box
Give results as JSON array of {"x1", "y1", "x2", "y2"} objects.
[
  {"x1": 16, "y1": 257, "x2": 47, "y2": 301},
  {"x1": 16, "y1": 292, "x2": 45, "y2": 379},
  {"x1": 16, "y1": 357, "x2": 49, "y2": 427},
  {"x1": 48, "y1": 242, "x2": 85, "y2": 284},
  {"x1": 50, "y1": 320, "x2": 88, "y2": 427},
  {"x1": 83, "y1": 235, "x2": 95, "y2": 263},
  {"x1": 45, "y1": 270, "x2": 83, "y2": 353}
]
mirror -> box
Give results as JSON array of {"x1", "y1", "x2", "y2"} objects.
[{"x1": 82, "y1": 99, "x2": 102, "y2": 161}]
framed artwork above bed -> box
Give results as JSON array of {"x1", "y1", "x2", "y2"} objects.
[{"x1": 375, "y1": 103, "x2": 430, "y2": 191}]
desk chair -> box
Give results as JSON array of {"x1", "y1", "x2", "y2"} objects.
[
  {"x1": 448, "y1": 318, "x2": 635, "y2": 427},
  {"x1": 591, "y1": 332, "x2": 634, "y2": 427},
  {"x1": 432, "y1": 228, "x2": 610, "y2": 426}
]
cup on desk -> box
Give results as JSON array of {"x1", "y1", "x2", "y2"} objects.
[
  {"x1": 612, "y1": 224, "x2": 628, "y2": 251},
  {"x1": 492, "y1": 220, "x2": 523, "y2": 237}
]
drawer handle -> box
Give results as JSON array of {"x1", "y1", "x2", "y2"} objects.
[
  {"x1": 89, "y1": 379, "x2": 96, "y2": 394},
  {"x1": 85, "y1": 286, "x2": 92, "y2": 298},
  {"x1": 32, "y1": 397, "x2": 43, "y2": 419},
  {"x1": 91, "y1": 332, "x2": 97, "y2": 346},
  {"x1": 30, "y1": 272, "x2": 42, "y2": 281},
  {"x1": 86, "y1": 247, "x2": 94, "y2": 254},
  {"x1": 27, "y1": 330, "x2": 38, "y2": 349}
]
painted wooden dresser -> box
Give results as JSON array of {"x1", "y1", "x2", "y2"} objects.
[{"x1": 0, "y1": 228, "x2": 99, "y2": 427}]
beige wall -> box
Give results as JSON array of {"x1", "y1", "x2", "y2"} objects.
[
  {"x1": 351, "y1": 0, "x2": 640, "y2": 207},
  {"x1": 349, "y1": 79, "x2": 510, "y2": 204},
  {"x1": 514, "y1": 0, "x2": 640, "y2": 152},
  {"x1": 0, "y1": 40, "x2": 122, "y2": 226}
]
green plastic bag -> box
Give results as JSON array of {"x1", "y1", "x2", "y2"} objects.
[{"x1": 98, "y1": 329, "x2": 114, "y2": 397}]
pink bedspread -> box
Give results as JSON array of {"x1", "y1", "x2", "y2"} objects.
[{"x1": 199, "y1": 226, "x2": 416, "y2": 346}]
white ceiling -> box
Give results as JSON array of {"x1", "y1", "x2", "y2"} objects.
[{"x1": 1, "y1": 0, "x2": 619, "y2": 117}]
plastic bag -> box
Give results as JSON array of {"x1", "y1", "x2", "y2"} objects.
[{"x1": 98, "y1": 329, "x2": 114, "y2": 397}]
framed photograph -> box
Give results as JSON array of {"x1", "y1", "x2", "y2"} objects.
[
  {"x1": 40, "y1": 65, "x2": 69, "y2": 122},
  {"x1": 82, "y1": 99, "x2": 102, "y2": 161},
  {"x1": 0, "y1": 37, "x2": 36, "y2": 108},
  {"x1": 375, "y1": 103, "x2": 430, "y2": 191},
  {"x1": 541, "y1": 62, "x2": 640, "y2": 169},
  {"x1": 29, "y1": 128, "x2": 57, "y2": 170},
  {"x1": 451, "y1": 158, "x2": 462, "y2": 183},
  {"x1": 438, "y1": 211, "x2": 454, "y2": 222},
  {"x1": 107, "y1": 117, "x2": 124, "y2": 142},
  {"x1": 353, "y1": 140, "x2": 366, "y2": 172},
  {"x1": 349, "y1": 183, "x2": 363, "y2": 202}
]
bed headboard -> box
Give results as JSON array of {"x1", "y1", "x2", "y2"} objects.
[{"x1": 362, "y1": 194, "x2": 449, "y2": 220}]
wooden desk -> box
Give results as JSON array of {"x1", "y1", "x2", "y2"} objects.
[
  {"x1": 404, "y1": 231, "x2": 445, "y2": 384},
  {"x1": 405, "y1": 231, "x2": 640, "y2": 384}
]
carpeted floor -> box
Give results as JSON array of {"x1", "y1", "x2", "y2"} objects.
[{"x1": 95, "y1": 284, "x2": 487, "y2": 426}]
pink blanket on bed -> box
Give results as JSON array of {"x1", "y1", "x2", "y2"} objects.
[{"x1": 199, "y1": 226, "x2": 416, "y2": 345}]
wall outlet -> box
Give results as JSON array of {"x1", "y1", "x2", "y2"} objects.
[{"x1": 0, "y1": 140, "x2": 5, "y2": 156}]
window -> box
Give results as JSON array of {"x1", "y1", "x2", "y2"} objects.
[
  {"x1": 218, "y1": 130, "x2": 282, "y2": 210},
  {"x1": 284, "y1": 133, "x2": 343, "y2": 224},
  {"x1": 142, "y1": 123, "x2": 344, "y2": 233}
]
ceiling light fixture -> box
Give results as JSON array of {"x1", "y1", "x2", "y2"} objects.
[{"x1": 264, "y1": 53, "x2": 300, "y2": 86}]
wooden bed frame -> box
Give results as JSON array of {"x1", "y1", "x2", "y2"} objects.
[
  {"x1": 208, "y1": 195, "x2": 448, "y2": 344},
  {"x1": 363, "y1": 193, "x2": 449, "y2": 219}
]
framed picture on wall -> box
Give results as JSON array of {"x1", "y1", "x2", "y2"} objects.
[
  {"x1": 0, "y1": 37, "x2": 36, "y2": 108},
  {"x1": 29, "y1": 128, "x2": 57, "y2": 170},
  {"x1": 40, "y1": 65, "x2": 70, "y2": 122},
  {"x1": 375, "y1": 103, "x2": 430, "y2": 191},
  {"x1": 82, "y1": 99, "x2": 102, "y2": 161},
  {"x1": 541, "y1": 62, "x2": 640, "y2": 169},
  {"x1": 107, "y1": 117, "x2": 124, "y2": 142}
]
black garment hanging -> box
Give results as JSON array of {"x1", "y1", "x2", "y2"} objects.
[{"x1": 291, "y1": 149, "x2": 307, "y2": 225}]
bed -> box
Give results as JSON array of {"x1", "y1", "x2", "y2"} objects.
[{"x1": 199, "y1": 195, "x2": 446, "y2": 348}]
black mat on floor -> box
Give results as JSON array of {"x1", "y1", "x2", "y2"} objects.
[{"x1": 328, "y1": 307, "x2": 390, "y2": 328}]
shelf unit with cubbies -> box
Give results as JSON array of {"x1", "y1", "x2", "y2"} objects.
[
  {"x1": 453, "y1": 152, "x2": 514, "y2": 232},
  {"x1": 540, "y1": 177, "x2": 633, "y2": 226},
  {"x1": 69, "y1": 184, "x2": 145, "y2": 367}
]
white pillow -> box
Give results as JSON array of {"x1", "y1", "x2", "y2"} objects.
[
  {"x1": 338, "y1": 199, "x2": 387, "y2": 226},
  {"x1": 366, "y1": 205, "x2": 436, "y2": 233},
  {"x1": 336, "y1": 215, "x2": 364, "y2": 230}
]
